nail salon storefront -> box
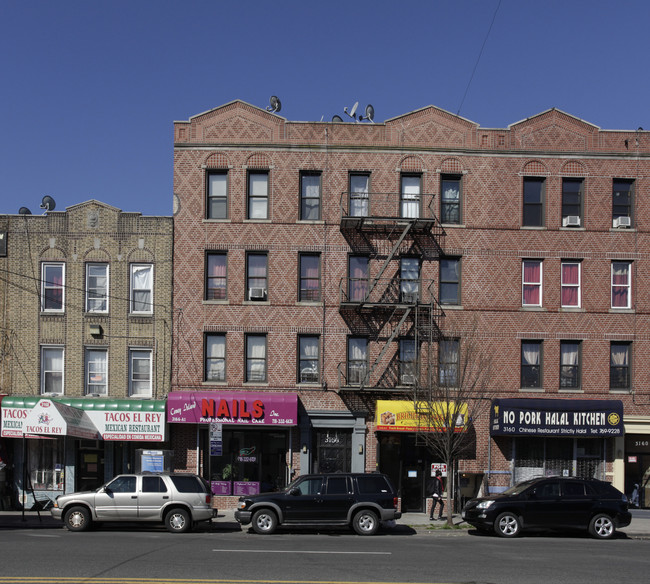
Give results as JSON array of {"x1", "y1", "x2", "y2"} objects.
[
  {"x1": 0, "y1": 397, "x2": 166, "y2": 509},
  {"x1": 166, "y1": 391, "x2": 298, "y2": 500}
]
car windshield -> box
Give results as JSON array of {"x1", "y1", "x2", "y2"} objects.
[{"x1": 498, "y1": 480, "x2": 537, "y2": 496}]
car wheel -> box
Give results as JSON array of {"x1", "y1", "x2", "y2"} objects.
[
  {"x1": 165, "y1": 508, "x2": 191, "y2": 533},
  {"x1": 494, "y1": 512, "x2": 521, "y2": 538},
  {"x1": 589, "y1": 514, "x2": 615, "y2": 539},
  {"x1": 64, "y1": 506, "x2": 91, "y2": 532},
  {"x1": 352, "y1": 509, "x2": 379, "y2": 536},
  {"x1": 252, "y1": 509, "x2": 278, "y2": 534}
]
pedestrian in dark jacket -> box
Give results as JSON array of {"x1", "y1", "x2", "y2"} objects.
[{"x1": 428, "y1": 470, "x2": 445, "y2": 520}]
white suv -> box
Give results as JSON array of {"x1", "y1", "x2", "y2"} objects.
[{"x1": 51, "y1": 473, "x2": 216, "y2": 533}]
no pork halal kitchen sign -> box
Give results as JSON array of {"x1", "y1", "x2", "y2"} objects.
[{"x1": 490, "y1": 399, "x2": 624, "y2": 437}]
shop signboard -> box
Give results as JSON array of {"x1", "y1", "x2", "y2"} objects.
[
  {"x1": 375, "y1": 400, "x2": 468, "y2": 432},
  {"x1": 233, "y1": 481, "x2": 260, "y2": 496},
  {"x1": 167, "y1": 391, "x2": 298, "y2": 426},
  {"x1": 211, "y1": 481, "x2": 232, "y2": 495},
  {"x1": 490, "y1": 398, "x2": 624, "y2": 437}
]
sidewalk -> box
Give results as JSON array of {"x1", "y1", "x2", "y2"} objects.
[{"x1": 2, "y1": 509, "x2": 649, "y2": 538}]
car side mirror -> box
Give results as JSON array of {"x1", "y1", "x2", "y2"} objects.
[
  {"x1": 102, "y1": 486, "x2": 112, "y2": 494},
  {"x1": 289, "y1": 487, "x2": 301, "y2": 496}
]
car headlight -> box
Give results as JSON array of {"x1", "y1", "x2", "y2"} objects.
[
  {"x1": 237, "y1": 501, "x2": 249, "y2": 510},
  {"x1": 476, "y1": 500, "x2": 495, "y2": 509}
]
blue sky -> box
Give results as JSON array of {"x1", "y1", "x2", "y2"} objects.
[{"x1": 1, "y1": 0, "x2": 649, "y2": 216}]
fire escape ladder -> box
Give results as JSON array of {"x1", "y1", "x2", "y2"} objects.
[{"x1": 367, "y1": 221, "x2": 413, "y2": 297}]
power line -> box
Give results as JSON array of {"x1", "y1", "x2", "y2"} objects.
[{"x1": 457, "y1": 0, "x2": 502, "y2": 117}]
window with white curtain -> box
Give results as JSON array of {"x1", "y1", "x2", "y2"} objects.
[
  {"x1": 298, "y1": 335, "x2": 319, "y2": 383},
  {"x1": 130, "y1": 264, "x2": 153, "y2": 313},
  {"x1": 300, "y1": 172, "x2": 321, "y2": 220},
  {"x1": 349, "y1": 174, "x2": 369, "y2": 217},
  {"x1": 246, "y1": 334, "x2": 267, "y2": 382},
  {"x1": 399, "y1": 339, "x2": 417, "y2": 385},
  {"x1": 441, "y1": 175, "x2": 461, "y2": 224},
  {"x1": 400, "y1": 175, "x2": 421, "y2": 218},
  {"x1": 561, "y1": 261, "x2": 581, "y2": 308},
  {"x1": 521, "y1": 341, "x2": 542, "y2": 388},
  {"x1": 347, "y1": 337, "x2": 368, "y2": 385},
  {"x1": 299, "y1": 253, "x2": 320, "y2": 301},
  {"x1": 41, "y1": 346, "x2": 64, "y2": 395},
  {"x1": 610, "y1": 342, "x2": 631, "y2": 391},
  {"x1": 206, "y1": 253, "x2": 227, "y2": 300},
  {"x1": 611, "y1": 261, "x2": 632, "y2": 309},
  {"x1": 205, "y1": 333, "x2": 226, "y2": 382},
  {"x1": 247, "y1": 253, "x2": 268, "y2": 300},
  {"x1": 400, "y1": 258, "x2": 420, "y2": 303},
  {"x1": 439, "y1": 339, "x2": 459, "y2": 386},
  {"x1": 248, "y1": 171, "x2": 269, "y2": 219},
  {"x1": 348, "y1": 256, "x2": 368, "y2": 302},
  {"x1": 129, "y1": 349, "x2": 152, "y2": 397},
  {"x1": 560, "y1": 341, "x2": 581, "y2": 389},
  {"x1": 207, "y1": 171, "x2": 228, "y2": 219},
  {"x1": 522, "y1": 260, "x2": 542, "y2": 307},
  {"x1": 86, "y1": 263, "x2": 108, "y2": 312},
  {"x1": 85, "y1": 348, "x2": 107, "y2": 395},
  {"x1": 41, "y1": 262, "x2": 65, "y2": 312}
]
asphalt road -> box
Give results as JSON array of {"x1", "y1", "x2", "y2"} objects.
[{"x1": 0, "y1": 520, "x2": 649, "y2": 584}]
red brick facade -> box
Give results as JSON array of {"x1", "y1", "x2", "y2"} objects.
[{"x1": 171, "y1": 101, "x2": 650, "y2": 510}]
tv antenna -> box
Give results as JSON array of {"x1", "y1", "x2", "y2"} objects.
[
  {"x1": 266, "y1": 95, "x2": 282, "y2": 114},
  {"x1": 343, "y1": 101, "x2": 359, "y2": 121},
  {"x1": 359, "y1": 104, "x2": 375, "y2": 123},
  {"x1": 40, "y1": 195, "x2": 56, "y2": 212},
  {"x1": 342, "y1": 102, "x2": 375, "y2": 123}
]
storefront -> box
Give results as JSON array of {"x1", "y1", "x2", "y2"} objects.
[
  {"x1": 0, "y1": 396, "x2": 166, "y2": 509},
  {"x1": 167, "y1": 391, "x2": 298, "y2": 496},
  {"x1": 490, "y1": 398, "x2": 624, "y2": 492},
  {"x1": 375, "y1": 399, "x2": 467, "y2": 513}
]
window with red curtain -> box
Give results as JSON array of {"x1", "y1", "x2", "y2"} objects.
[
  {"x1": 42, "y1": 263, "x2": 64, "y2": 311},
  {"x1": 299, "y1": 254, "x2": 320, "y2": 301},
  {"x1": 348, "y1": 257, "x2": 368, "y2": 302},
  {"x1": 522, "y1": 260, "x2": 542, "y2": 306},
  {"x1": 611, "y1": 262, "x2": 631, "y2": 308},
  {"x1": 561, "y1": 261, "x2": 580, "y2": 307},
  {"x1": 206, "y1": 253, "x2": 227, "y2": 300}
]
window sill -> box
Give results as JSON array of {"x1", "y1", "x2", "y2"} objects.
[
  {"x1": 521, "y1": 226, "x2": 547, "y2": 230},
  {"x1": 203, "y1": 300, "x2": 230, "y2": 305},
  {"x1": 243, "y1": 219, "x2": 271, "y2": 223},
  {"x1": 296, "y1": 301, "x2": 324, "y2": 306},
  {"x1": 520, "y1": 306, "x2": 546, "y2": 311},
  {"x1": 609, "y1": 308, "x2": 634, "y2": 314},
  {"x1": 297, "y1": 220, "x2": 325, "y2": 225},
  {"x1": 559, "y1": 226, "x2": 586, "y2": 231},
  {"x1": 243, "y1": 300, "x2": 270, "y2": 305},
  {"x1": 440, "y1": 304, "x2": 463, "y2": 310},
  {"x1": 244, "y1": 382, "x2": 269, "y2": 386},
  {"x1": 203, "y1": 218, "x2": 231, "y2": 223},
  {"x1": 559, "y1": 307, "x2": 585, "y2": 312},
  {"x1": 297, "y1": 382, "x2": 321, "y2": 387},
  {"x1": 559, "y1": 388, "x2": 584, "y2": 394},
  {"x1": 609, "y1": 388, "x2": 632, "y2": 395},
  {"x1": 202, "y1": 381, "x2": 228, "y2": 386},
  {"x1": 440, "y1": 223, "x2": 465, "y2": 228},
  {"x1": 518, "y1": 387, "x2": 545, "y2": 393},
  {"x1": 129, "y1": 313, "x2": 154, "y2": 318},
  {"x1": 609, "y1": 227, "x2": 636, "y2": 233},
  {"x1": 40, "y1": 311, "x2": 65, "y2": 316}
]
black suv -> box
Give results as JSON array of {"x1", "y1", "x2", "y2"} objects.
[
  {"x1": 462, "y1": 477, "x2": 631, "y2": 539},
  {"x1": 234, "y1": 473, "x2": 401, "y2": 535}
]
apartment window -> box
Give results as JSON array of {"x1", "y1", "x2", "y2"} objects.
[
  {"x1": 245, "y1": 334, "x2": 267, "y2": 382},
  {"x1": 610, "y1": 342, "x2": 631, "y2": 391},
  {"x1": 349, "y1": 174, "x2": 369, "y2": 217},
  {"x1": 85, "y1": 348, "x2": 107, "y2": 395},
  {"x1": 207, "y1": 171, "x2": 228, "y2": 219},
  {"x1": 298, "y1": 335, "x2": 320, "y2": 383},
  {"x1": 439, "y1": 339, "x2": 459, "y2": 386},
  {"x1": 561, "y1": 178, "x2": 584, "y2": 226},
  {"x1": 522, "y1": 260, "x2": 542, "y2": 307},
  {"x1": 347, "y1": 337, "x2": 368, "y2": 385},
  {"x1": 440, "y1": 258, "x2": 460, "y2": 305},
  {"x1": 561, "y1": 261, "x2": 581, "y2": 308},
  {"x1": 400, "y1": 258, "x2": 420, "y2": 303},
  {"x1": 401, "y1": 175, "x2": 421, "y2": 218},
  {"x1": 299, "y1": 253, "x2": 320, "y2": 301},
  {"x1": 246, "y1": 253, "x2": 268, "y2": 301},
  {"x1": 523, "y1": 177, "x2": 545, "y2": 227},
  {"x1": 205, "y1": 333, "x2": 226, "y2": 382},
  {"x1": 129, "y1": 349, "x2": 152, "y2": 397},
  {"x1": 248, "y1": 171, "x2": 269, "y2": 219},
  {"x1": 41, "y1": 262, "x2": 64, "y2": 312},
  {"x1": 560, "y1": 341, "x2": 581, "y2": 389},
  {"x1": 399, "y1": 339, "x2": 416, "y2": 385},
  {"x1": 86, "y1": 263, "x2": 108, "y2": 312},
  {"x1": 348, "y1": 256, "x2": 369, "y2": 302},
  {"x1": 130, "y1": 264, "x2": 153, "y2": 314},
  {"x1": 612, "y1": 179, "x2": 633, "y2": 225},
  {"x1": 300, "y1": 172, "x2": 321, "y2": 220},
  {"x1": 611, "y1": 261, "x2": 632, "y2": 309},
  {"x1": 521, "y1": 341, "x2": 542, "y2": 389},
  {"x1": 206, "y1": 253, "x2": 227, "y2": 300},
  {"x1": 41, "y1": 347, "x2": 64, "y2": 395},
  {"x1": 441, "y1": 175, "x2": 461, "y2": 224}
]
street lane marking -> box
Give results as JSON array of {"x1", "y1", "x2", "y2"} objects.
[{"x1": 212, "y1": 549, "x2": 391, "y2": 555}]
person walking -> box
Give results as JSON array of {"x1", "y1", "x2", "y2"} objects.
[{"x1": 428, "y1": 469, "x2": 445, "y2": 520}]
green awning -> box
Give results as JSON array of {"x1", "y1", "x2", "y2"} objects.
[{"x1": 1, "y1": 396, "x2": 165, "y2": 411}]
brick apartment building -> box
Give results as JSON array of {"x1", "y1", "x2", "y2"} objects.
[
  {"x1": 0, "y1": 201, "x2": 173, "y2": 509},
  {"x1": 171, "y1": 100, "x2": 650, "y2": 512}
]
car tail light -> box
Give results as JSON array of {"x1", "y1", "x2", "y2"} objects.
[
  {"x1": 205, "y1": 494, "x2": 211, "y2": 504},
  {"x1": 393, "y1": 497, "x2": 398, "y2": 509}
]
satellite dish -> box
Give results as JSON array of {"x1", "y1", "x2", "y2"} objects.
[
  {"x1": 359, "y1": 104, "x2": 375, "y2": 123},
  {"x1": 332, "y1": 115, "x2": 343, "y2": 123},
  {"x1": 344, "y1": 101, "x2": 359, "y2": 120},
  {"x1": 18, "y1": 207, "x2": 32, "y2": 215},
  {"x1": 40, "y1": 195, "x2": 56, "y2": 211},
  {"x1": 266, "y1": 96, "x2": 282, "y2": 113}
]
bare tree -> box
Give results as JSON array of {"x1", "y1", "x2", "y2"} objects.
[{"x1": 412, "y1": 322, "x2": 494, "y2": 525}]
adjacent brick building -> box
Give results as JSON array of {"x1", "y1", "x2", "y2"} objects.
[
  {"x1": 171, "y1": 101, "x2": 650, "y2": 512},
  {"x1": 0, "y1": 201, "x2": 173, "y2": 509}
]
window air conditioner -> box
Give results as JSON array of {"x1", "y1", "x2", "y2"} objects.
[
  {"x1": 401, "y1": 374, "x2": 416, "y2": 385},
  {"x1": 613, "y1": 216, "x2": 631, "y2": 228},
  {"x1": 248, "y1": 287, "x2": 267, "y2": 300},
  {"x1": 562, "y1": 215, "x2": 581, "y2": 227},
  {"x1": 300, "y1": 368, "x2": 318, "y2": 383},
  {"x1": 401, "y1": 292, "x2": 419, "y2": 304}
]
